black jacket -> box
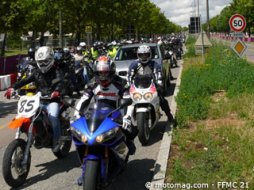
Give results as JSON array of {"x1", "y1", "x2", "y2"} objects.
[{"x1": 13, "y1": 65, "x2": 65, "y2": 96}]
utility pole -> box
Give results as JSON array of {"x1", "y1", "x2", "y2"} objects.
[
  {"x1": 194, "y1": 0, "x2": 197, "y2": 33},
  {"x1": 206, "y1": 0, "x2": 210, "y2": 38},
  {"x1": 197, "y1": 0, "x2": 200, "y2": 33}
]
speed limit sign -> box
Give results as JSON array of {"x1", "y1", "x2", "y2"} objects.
[{"x1": 229, "y1": 14, "x2": 246, "y2": 32}]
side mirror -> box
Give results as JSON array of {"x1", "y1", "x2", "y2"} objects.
[{"x1": 120, "y1": 98, "x2": 132, "y2": 108}]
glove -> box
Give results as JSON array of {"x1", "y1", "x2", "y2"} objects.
[
  {"x1": 122, "y1": 115, "x2": 132, "y2": 130},
  {"x1": 4, "y1": 88, "x2": 14, "y2": 99},
  {"x1": 51, "y1": 91, "x2": 60, "y2": 99}
]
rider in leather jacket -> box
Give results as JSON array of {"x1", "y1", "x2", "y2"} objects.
[
  {"x1": 74, "y1": 55, "x2": 137, "y2": 185},
  {"x1": 5, "y1": 46, "x2": 66, "y2": 152},
  {"x1": 127, "y1": 45, "x2": 174, "y2": 123}
]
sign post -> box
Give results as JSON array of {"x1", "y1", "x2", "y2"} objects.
[
  {"x1": 229, "y1": 14, "x2": 247, "y2": 57},
  {"x1": 85, "y1": 25, "x2": 92, "y2": 47}
]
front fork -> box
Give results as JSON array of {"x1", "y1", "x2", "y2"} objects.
[{"x1": 21, "y1": 122, "x2": 34, "y2": 171}]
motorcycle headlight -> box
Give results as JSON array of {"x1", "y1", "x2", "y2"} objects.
[
  {"x1": 95, "y1": 128, "x2": 118, "y2": 143},
  {"x1": 144, "y1": 92, "x2": 153, "y2": 101},
  {"x1": 132, "y1": 93, "x2": 142, "y2": 101},
  {"x1": 70, "y1": 127, "x2": 88, "y2": 143}
]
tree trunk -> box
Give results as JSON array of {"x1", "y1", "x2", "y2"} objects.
[
  {"x1": 31, "y1": 31, "x2": 37, "y2": 48},
  {"x1": 39, "y1": 32, "x2": 45, "y2": 47},
  {"x1": 96, "y1": 22, "x2": 101, "y2": 41},
  {"x1": 1, "y1": 32, "x2": 7, "y2": 57},
  {"x1": 75, "y1": 31, "x2": 81, "y2": 46}
]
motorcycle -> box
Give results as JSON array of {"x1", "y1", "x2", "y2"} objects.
[
  {"x1": 167, "y1": 43, "x2": 178, "y2": 68},
  {"x1": 129, "y1": 74, "x2": 161, "y2": 145},
  {"x1": 2, "y1": 92, "x2": 74, "y2": 188},
  {"x1": 73, "y1": 59, "x2": 93, "y2": 91},
  {"x1": 16, "y1": 57, "x2": 37, "y2": 95},
  {"x1": 70, "y1": 98, "x2": 132, "y2": 190}
]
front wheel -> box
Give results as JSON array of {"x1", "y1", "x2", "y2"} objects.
[
  {"x1": 83, "y1": 160, "x2": 100, "y2": 190},
  {"x1": 137, "y1": 112, "x2": 150, "y2": 146},
  {"x1": 2, "y1": 139, "x2": 31, "y2": 188}
]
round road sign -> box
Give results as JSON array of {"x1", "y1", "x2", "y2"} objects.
[{"x1": 229, "y1": 14, "x2": 246, "y2": 32}]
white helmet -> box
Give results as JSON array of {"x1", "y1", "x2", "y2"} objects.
[
  {"x1": 111, "y1": 41, "x2": 117, "y2": 46},
  {"x1": 137, "y1": 45, "x2": 152, "y2": 64},
  {"x1": 157, "y1": 40, "x2": 163, "y2": 45},
  {"x1": 79, "y1": 42, "x2": 86, "y2": 47},
  {"x1": 35, "y1": 46, "x2": 54, "y2": 73}
]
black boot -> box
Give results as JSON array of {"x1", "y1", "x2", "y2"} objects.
[
  {"x1": 126, "y1": 140, "x2": 136, "y2": 155},
  {"x1": 167, "y1": 112, "x2": 177, "y2": 127}
]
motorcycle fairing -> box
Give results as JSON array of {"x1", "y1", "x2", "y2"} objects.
[
  {"x1": 71, "y1": 117, "x2": 120, "y2": 145},
  {"x1": 8, "y1": 117, "x2": 31, "y2": 129}
]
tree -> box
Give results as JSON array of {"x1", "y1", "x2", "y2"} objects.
[{"x1": 0, "y1": 0, "x2": 27, "y2": 56}]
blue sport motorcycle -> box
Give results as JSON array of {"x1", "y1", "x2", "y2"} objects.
[{"x1": 70, "y1": 99, "x2": 132, "y2": 190}]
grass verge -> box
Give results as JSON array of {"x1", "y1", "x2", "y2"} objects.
[{"x1": 165, "y1": 40, "x2": 254, "y2": 189}]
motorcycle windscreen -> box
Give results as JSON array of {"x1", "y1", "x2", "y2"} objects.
[
  {"x1": 86, "y1": 100, "x2": 121, "y2": 133},
  {"x1": 134, "y1": 74, "x2": 153, "y2": 88}
]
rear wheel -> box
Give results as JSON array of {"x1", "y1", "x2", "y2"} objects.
[
  {"x1": 137, "y1": 112, "x2": 150, "y2": 146},
  {"x1": 2, "y1": 139, "x2": 31, "y2": 188},
  {"x1": 83, "y1": 160, "x2": 100, "y2": 190}
]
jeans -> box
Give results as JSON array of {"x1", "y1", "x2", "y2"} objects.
[{"x1": 43, "y1": 102, "x2": 61, "y2": 146}]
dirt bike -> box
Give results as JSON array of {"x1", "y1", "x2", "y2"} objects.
[
  {"x1": 2, "y1": 92, "x2": 74, "y2": 188},
  {"x1": 129, "y1": 74, "x2": 161, "y2": 145},
  {"x1": 70, "y1": 98, "x2": 132, "y2": 190}
]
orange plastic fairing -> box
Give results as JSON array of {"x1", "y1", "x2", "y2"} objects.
[{"x1": 8, "y1": 117, "x2": 31, "y2": 129}]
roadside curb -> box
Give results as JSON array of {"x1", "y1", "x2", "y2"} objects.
[
  {"x1": 0, "y1": 73, "x2": 16, "y2": 91},
  {"x1": 149, "y1": 62, "x2": 183, "y2": 190}
]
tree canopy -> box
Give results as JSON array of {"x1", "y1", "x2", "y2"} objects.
[
  {"x1": 203, "y1": 0, "x2": 254, "y2": 34},
  {"x1": 0, "y1": 0, "x2": 182, "y2": 45}
]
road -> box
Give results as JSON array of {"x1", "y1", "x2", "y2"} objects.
[
  {"x1": 0, "y1": 61, "x2": 181, "y2": 190},
  {"x1": 245, "y1": 43, "x2": 254, "y2": 63}
]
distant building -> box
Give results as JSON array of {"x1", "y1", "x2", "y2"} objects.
[{"x1": 189, "y1": 17, "x2": 200, "y2": 33}]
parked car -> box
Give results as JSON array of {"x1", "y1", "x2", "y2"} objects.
[{"x1": 114, "y1": 43, "x2": 172, "y2": 93}]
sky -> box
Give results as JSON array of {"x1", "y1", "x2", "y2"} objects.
[{"x1": 151, "y1": 0, "x2": 233, "y2": 27}]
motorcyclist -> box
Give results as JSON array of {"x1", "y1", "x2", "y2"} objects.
[
  {"x1": 5, "y1": 46, "x2": 66, "y2": 152},
  {"x1": 125, "y1": 45, "x2": 175, "y2": 126},
  {"x1": 107, "y1": 42, "x2": 117, "y2": 59},
  {"x1": 79, "y1": 42, "x2": 91, "y2": 59},
  {"x1": 74, "y1": 55, "x2": 137, "y2": 185},
  {"x1": 73, "y1": 46, "x2": 84, "y2": 62},
  {"x1": 90, "y1": 42, "x2": 100, "y2": 61},
  {"x1": 28, "y1": 47, "x2": 36, "y2": 60},
  {"x1": 17, "y1": 47, "x2": 36, "y2": 79}
]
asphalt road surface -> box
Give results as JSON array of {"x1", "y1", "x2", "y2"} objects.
[{"x1": 0, "y1": 61, "x2": 181, "y2": 190}]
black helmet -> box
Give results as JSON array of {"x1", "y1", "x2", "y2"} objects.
[{"x1": 28, "y1": 48, "x2": 35, "y2": 59}]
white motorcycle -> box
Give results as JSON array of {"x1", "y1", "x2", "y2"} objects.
[{"x1": 129, "y1": 74, "x2": 161, "y2": 145}]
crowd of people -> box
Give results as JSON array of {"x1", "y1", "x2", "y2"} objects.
[{"x1": 4, "y1": 34, "x2": 184, "y2": 185}]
